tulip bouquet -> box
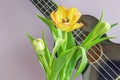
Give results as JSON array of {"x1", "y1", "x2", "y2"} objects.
[{"x1": 26, "y1": 6, "x2": 117, "y2": 80}]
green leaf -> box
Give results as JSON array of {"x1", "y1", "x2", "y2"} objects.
[
  {"x1": 26, "y1": 32, "x2": 34, "y2": 43},
  {"x1": 37, "y1": 56, "x2": 48, "y2": 79},
  {"x1": 67, "y1": 32, "x2": 76, "y2": 49},
  {"x1": 26, "y1": 32, "x2": 50, "y2": 79},
  {"x1": 50, "y1": 47, "x2": 76, "y2": 80},
  {"x1": 42, "y1": 32, "x2": 51, "y2": 67},
  {"x1": 82, "y1": 21, "x2": 111, "y2": 48},
  {"x1": 64, "y1": 48, "x2": 82, "y2": 80},
  {"x1": 111, "y1": 23, "x2": 118, "y2": 29},
  {"x1": 57, "y1": 29, "x2": 63, "y2": 38},
  {"x1": 58, "y1": 47, "x2": 78, "y2": 80},
  {"x1": 99, "y1": 11, "x2": 104, "y2": 21},
  {"x1": 61, "y1": 31, "x2": 67, "y2": 50},
  {"x1": 52, "y1": 38, "x2": 65, "y2": 58},
  {"x1": 81, "y1": 29, "x2": 93, "y2": 46},
  {"x1": 73, "y1": 47, "x2": 87, "y2": 79},
  {"x1": 56, "y1": 47, "x2": 63, "y2": 57},
  {"x1": 37, "y1": 55, "x2": 50, "y2": 79},
  {"x1": 36, "y1": 14, "x2": 58, "y2": 40},
  {"x1": 87, "y1": 36, "x2": 116, "y2": 50}
]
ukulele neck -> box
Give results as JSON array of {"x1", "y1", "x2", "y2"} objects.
[{"x1": 30, "y1": 0, "x2": 57, "y2": 19}]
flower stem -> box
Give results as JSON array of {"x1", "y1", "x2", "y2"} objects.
[{"x1": 62, "y1": 31, "x2": 67, "y2": 50}]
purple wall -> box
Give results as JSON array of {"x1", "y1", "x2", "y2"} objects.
[{"x1": 0, "y1": 0, "x2": 119, "y2": 80}]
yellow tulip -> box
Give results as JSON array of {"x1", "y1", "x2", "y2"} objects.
[{"x1": 50, "y1": 6, "x2": 83, "y2": 32}]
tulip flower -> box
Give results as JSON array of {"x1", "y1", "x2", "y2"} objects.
[
  {"x1": 50, "y1": 6, "x2": 83, "y2": 32},
  {"x1": 32, "y1": 39, "x2": 45, "y2": 55},
  {"x1": 81, "y1": 20, "x2": 114, "y2": 50}
]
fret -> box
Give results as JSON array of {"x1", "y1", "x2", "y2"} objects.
[
  {"x1": 51, "y1": 5, "x2": 57, "y2": 11},
  {"x1": 43, "y1": 0, "x2": 49, "y2": 2},
  {"x1": 32, "y1": 0, "x2": 38, "y2": 4},
  {"x1": 47, "y1": 2, "x2": 54, "y2": 13},
  {"x1": 31, "y1": 0, "x2": 49, "y2": 18},
  {"x1": 35, "y1": 4, "x2": 50, "y2": 18},
  {"x1": 36, "y1": 2, "x2": 42, "y2": 8},
  {"x1": 48, "y1": 1, "x2": 53, "y2": 6},
  {"x1": 47, "y1": 1, "x2": 57, "y2": 11},
  {"x1": 44, "y1": 11, "x2": 50, "y2": 17},
  {"x1": 41, "y1": 1, "x2": 51, "y2": 18},
  {"x1": 39, "y1": 0, "x2": 46, "y2": 6},
  {"x1": 41, "y1": 7, "x2": 46, "y2": 13},
  {"x1": 30, "y1": 0, "x2": 57, "y2": 19},
  {"x1": 36, "y1": 1, "x2": 49, "y2": 11},
  {"x1": 43, "y1": 2, "x2": 52, "y2": 13},
  {"x1": 47, "y1": 8, "x2": 53, "y2": 14},
  {"x1": 41, "y1": 0, "x2": 57, "y2": 16}
]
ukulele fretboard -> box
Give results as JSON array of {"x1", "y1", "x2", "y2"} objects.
[{"x1": 30, "y1": 0, "x2": 57, "y2": 19}]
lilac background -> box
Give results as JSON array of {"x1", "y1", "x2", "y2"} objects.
[{"x1": 0, "y1": 0, "x2": 120, "y2": 80}]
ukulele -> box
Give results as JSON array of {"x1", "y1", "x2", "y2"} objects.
[{"x1": 29, "y1": 0, "x2": 120, "y2": 80}]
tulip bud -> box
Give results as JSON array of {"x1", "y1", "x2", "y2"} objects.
[
  {"x1": 99, "y1": 21, "x2": 110, "y2": 34},
  {"x1": 92, "y1": 21, "x2": 110, "y2": 37},
  {"x1": 32, "y1": 39, "x2": 45, "y2": 55}
]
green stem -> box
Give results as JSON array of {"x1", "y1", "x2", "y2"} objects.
[
  {"x1": 37, "y1": 54, "x2": 50, "y2": 79},
  {"x1": 62, "y1": 31, "x2": 67, "y2": 50}
]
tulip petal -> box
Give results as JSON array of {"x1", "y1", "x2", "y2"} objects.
[
  {"x1": 56, "y1": 6, "x2": 68, "y2": 23},
  {"x1": 50, "y1": 11, "x2": 58, "y2": 25},
  {"x1": 68, "y1": 8, "x2": 81, "y2": 24},
  {"x1": 57, "y1": 24, "x2": 69, "y2": 31},
  {"x1": 71, "y1": 23, "x2": 83, "y2": 31}
]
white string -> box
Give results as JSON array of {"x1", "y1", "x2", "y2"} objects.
[
  {"x1": 31, "y1": 0, "x2": 50, "y2": 19},
  {"x1": 74, "y1": 30, "x2": 119, "y2": 77},
  {"x1": 74, "y1": 31, "x2": 115, "y2": 80},
  {"x1": 77, "y1": 29, "x2": 120, "y2": 72},
  {"x1": 90, "y1": 63, "x2": 108, "y2": 80},
  {"x1": 30, "y1": 0, "x2": 120, "y2": 79},
  {"x1": 75, "y1": 39, "x2": 108, "y2": 80}
]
